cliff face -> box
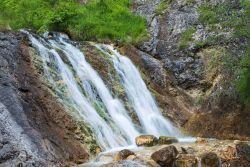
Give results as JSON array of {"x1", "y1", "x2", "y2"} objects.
[
  {"x1": 130, "y1": 0, "x2": 250, "y2": 140},
  {"x1": 0, "y1": 31, "x2": 88, "y2": 166},
  {"x1": 0, "y1": 0, "x2": 249, "y2": 166}
]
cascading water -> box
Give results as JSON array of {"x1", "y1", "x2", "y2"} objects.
[
  {"x1": 95, "y1": 45, "x2": 179, "y2": 137},
  {"x1": 22, "y1": 30, "x2": 183, "y2": 153},
  {"x1": 49, "y1": 38, "x2": 139, "y2": 144},
  {"x1": 22, "y1": 30, "x2": 138, "y2": 150}
]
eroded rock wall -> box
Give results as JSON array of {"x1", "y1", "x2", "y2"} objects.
[
  {"x1": 131, "y1": 0, "x2": 250, "y2": 139},
  {"x1": 0, "y1": 31, "x2": 88, "y2": 166}
]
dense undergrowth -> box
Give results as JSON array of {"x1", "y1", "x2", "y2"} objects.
[
  {"x1": 180, "y1": 0, "x2": 250, "y2": 103},
  {"x1": 0, "y1": 0, "x2": 147, "y2": 43}
]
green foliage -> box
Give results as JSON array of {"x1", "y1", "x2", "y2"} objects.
[
  {"x1": 237, "y1": 48, "x2": 250, "y2": 103},
  {"x1": 0, "y1": 0, "x2": 147, "y2": 43},
  {"x1": 179, "y1": 27, "x2": 195, "y2": 49},
  {"x1": 155, "y1": 0, "x2": 173, "y2": 15}
]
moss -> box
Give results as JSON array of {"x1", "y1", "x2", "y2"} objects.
[
  {"x1": 185, "y1": 0, "x2": 196, "y2": 6},
  {"x1": 179, "y1": 27, "x2": 196, "y2": 49},
  {"x1": 155, "y1": 0, "x2": 173, "y2": 15},
  {"x1": 194, "y1": 95, "x2": 204, "y2": 106}
]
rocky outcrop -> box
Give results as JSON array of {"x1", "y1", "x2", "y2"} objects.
[
  {"x1": 133, "y1": 0, "x2": 201, "y2": 89},
  {"x1": 0, "y1": 31, "x2": 88, "y2": 166},
  {"x1": 130, "y1": 0, "x2": 250, "y2": 140}
]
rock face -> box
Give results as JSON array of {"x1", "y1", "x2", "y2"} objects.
[
  {"x1": 131, "y1": 0, "x2": 250, "y2": 140},
  {"x1": 136, "y1": 135, "x2": 158, "y2": 147},
  {"x1": 133, "y1": 0, "x2": 201, "y2": 89},
  {"x1": 0, "y1": 31, "x2": 88, "y2": 166},
  {"x1": 151, "y1": 145, "x2": 179, "y2": 167}
]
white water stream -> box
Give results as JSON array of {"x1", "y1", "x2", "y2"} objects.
[
  {"x1": 95, "y1": 45, "x2": 179, "y2": 137},
  {"x1": 22, "y1": 31, "x2": 191, "y2": 157}
]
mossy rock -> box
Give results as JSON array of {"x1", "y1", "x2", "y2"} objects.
[{"x1": 158, "y1": 136, "x2": 178, "y2": 145}]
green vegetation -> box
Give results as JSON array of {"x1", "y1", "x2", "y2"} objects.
[
  {"x1": 237, "y1": 48, "x2": 250, "y2": 103},
  {"x1": 0, "y1": 0, "x2": 147, "y2": 43},
  {"x1": 179, "y1": 27, "x2": 195, "y2": 49},
  {"x1": 155, "y1": 0, "x2": 173, "y2": 15}
]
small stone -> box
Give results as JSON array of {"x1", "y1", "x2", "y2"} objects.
[
  {"x1": 115, "y1": 149, "x2": 135, "y2": 161},
  {"x1": 151, "y1": 145, "x2": 179, "y2": 167},
  {"x1": 201, "y1": 152, "x2": 221, "y2": 167},
  {"x1": 195, "y1": 137, "x2": 208, "y2": 144},
  {"x1": 158, "y1": 136, "x2": 178, "y2": 145},
  {"x1": 233, "y1": 140, "x2": 241, "y2": 145},
  {"x1": 135, "y1": 135, "x2": 158, "y2": 147}
]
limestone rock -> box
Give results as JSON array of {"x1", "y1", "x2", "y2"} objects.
[
  {"x1": 136, "y1": 135, "x2": 158, "y2": 147},
  {"x1": 151, "y1": 145, "x2": 179, "y2": 167}
]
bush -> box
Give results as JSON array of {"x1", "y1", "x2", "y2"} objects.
[{"x1": 0, "y1": 0, "x2": 147, "y2": 43}]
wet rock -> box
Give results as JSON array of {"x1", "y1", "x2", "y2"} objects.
[
  {"x1": 158, "y1": 136, "x2": 178, "y2": 145},
  {"x1": 136, "y1": 135, "x2": 158, "y2": 147},
  {"x1": 175, "y1": 154, "x2": 198, "y2": 167},
  {"x1": 115, "y1": 149, "x2": 135, "y2": 161},
  {"x1": 201, "y1": 152, "x2": 221, "y2": 167},
  {"x1": 0, "y1": 31, "x2": 89, "y2": 166},
  {"x1": 151, "y1": 145, "x2": 179, "y2": 167}
]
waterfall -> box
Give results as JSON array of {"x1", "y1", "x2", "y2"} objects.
[
  {"x1": 22, "y1": 30, "x2": 181, "y2": 151},
  {"x1": 95, "y1": 45, "x2": 179, "y2": 137},
  {"x1": 22, "y1": 31, "x2": 139, "y2": 150}
]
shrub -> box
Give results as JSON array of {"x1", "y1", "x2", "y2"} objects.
[{"x1": 0, "y1": 0, "x2": 147, "y2": 43}]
